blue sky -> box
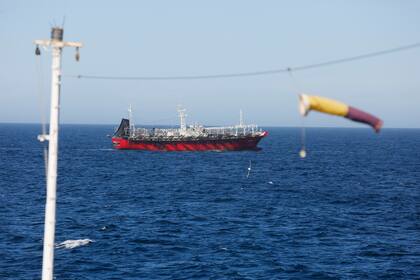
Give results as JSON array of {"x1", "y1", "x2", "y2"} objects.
[{"x1": 1, "y1": 0, "x2": 419, "y2": 128}]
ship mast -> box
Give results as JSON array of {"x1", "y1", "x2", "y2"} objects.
[
  {"x1": 128, "y1": 104, "x2": 135, "y2": 136},
  {"x1": 34, "y1": 27, "x2": 82, "y2": 280},
  {"x1": 239, "y1": 109, "x2": 244, "y2": 127},
  {"x1": 178, "y1": 107, "x2": 187, "y2": 133}
]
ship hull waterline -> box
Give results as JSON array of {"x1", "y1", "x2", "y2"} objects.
[{"x1": 112, "y1": 133, "x2": 267, "y2": 151}]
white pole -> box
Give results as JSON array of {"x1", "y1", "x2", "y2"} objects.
[
  {"x1": 41, "y1": 42, "x2": 61, "y2": 280},
  {"x1": 35, "y1": 27, "x2": 82, "y2": 280}
]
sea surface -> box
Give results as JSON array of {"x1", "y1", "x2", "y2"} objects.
[{"x1": 0, "y1": 124, "x2": 419, "y2": 279}]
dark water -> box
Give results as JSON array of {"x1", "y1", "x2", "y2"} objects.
[{"x1": 0, "y1": 124, "x2": 419, "y2": 279}]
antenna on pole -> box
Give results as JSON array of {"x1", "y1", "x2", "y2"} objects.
[
  {"x1": 34, "y1": 26, "x2": 82, "y2": 280},
  {"x1": 61, "y1": 16, "x2": 66, "y2": 28}
]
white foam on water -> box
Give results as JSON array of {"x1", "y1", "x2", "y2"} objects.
[{"x1": 56, "y1": 239, "x2": 94, "y2": 249}]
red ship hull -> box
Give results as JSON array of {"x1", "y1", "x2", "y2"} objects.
[{"x1": 112, "y1": 132, "x2": 267, "y2": 151}]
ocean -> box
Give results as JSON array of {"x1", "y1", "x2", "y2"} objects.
[{"x1": 0, "y1": 124, "x2": 419, "y2": 279}]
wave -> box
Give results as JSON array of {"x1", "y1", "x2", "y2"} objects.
[{"x1": 56, "y1": 239, "x2": 94, "y2": 249}]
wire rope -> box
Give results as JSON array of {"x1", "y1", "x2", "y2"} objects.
[
  {"x1": 35, "y1": 54, "x2": 49, "y2": 178},
  {"x1": 65, "y1": 42, "x2": 420, "y2": 81}
]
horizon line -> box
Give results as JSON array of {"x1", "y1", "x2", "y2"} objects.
[{"x1": 0, "y1": 121, "x2": 419, "y2": 130}]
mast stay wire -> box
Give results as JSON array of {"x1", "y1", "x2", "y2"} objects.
[
  {"x1": 35, "y1": 52, "x2": 49, "y2": 178},
  {"x1": 64, "y1": 41, "x2": 420, "y2": 81},
  {"x1": 287, "y1": 69, "x2": 307, "y2": 158}
]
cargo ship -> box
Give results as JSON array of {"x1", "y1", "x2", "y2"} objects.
[{"x1": 112, "y1": 107, "x2": 267, "y2": 151}]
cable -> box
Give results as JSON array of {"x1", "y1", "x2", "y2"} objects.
[
  {"x1": 35, "y1": 54, "x2": 49, "y2": 179},
  {"x1": 66, "y1": 41, "x2": 420, "y2": 81}
]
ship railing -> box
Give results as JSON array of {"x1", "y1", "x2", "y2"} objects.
[
  {"x1": 204, "y1": 125, "x2": 261, "y2": 136},
  {"x1": 130, "y1": 127, "x2": 184, "y2": 138},
  {"x1": 127, "y1": 125, "x2": 263, "y2": 139}
]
